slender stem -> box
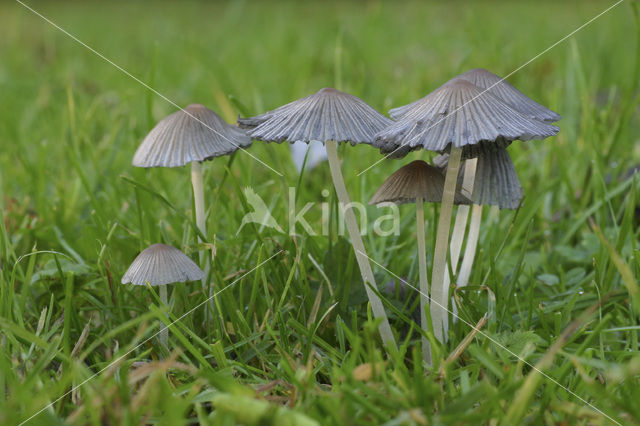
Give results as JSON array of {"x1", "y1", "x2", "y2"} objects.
[
  {"x1": 450, "y1": 158, "x2": 478, "y2": 269},
  {"x1": 416, "y1": 199, "x2": 431, "y2": 365},
  {"x1": 191, "y1": 161, "x2": 207, "y2": 260},
  {"x1": 448, "y1": 158, "x2": 477, "y2": 320},
  {"x1": 430, "y1": 146, "x2": 462, "y2": 342},
  {"x1": 449, "y1": 206, "x2": 469, "y2": 270},
  {"x1": 159, "y1": 284, "x2": 168, "y2": 348},
  {"x1": 191, "y1": 162, "x2": 213, "y2": 315},
  {"x1": 325, "y1": 141, "x2": 397, "y2": 351},
  {"x1": 458, "y1": 204, "x2": 483, "y2": 287}
]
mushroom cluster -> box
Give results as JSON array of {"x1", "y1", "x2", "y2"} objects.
[
  {"x1": 119, "y1": 70, "x2": 559, "y2": 362},
  {"x1": 373, "y1": 68, "x2": 560, "y2": 354}
]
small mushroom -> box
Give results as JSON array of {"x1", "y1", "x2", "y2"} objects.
[
  {"x1": 239, "y1": 88, "x2": 397, "y2": 350},
  {"x1": 122, "y1": 243, "x2": 204, "y2": 347},
  {"x1": 133, "y1": 104, "x2": 251, "y2": 297},
  {"x1": 370, "y1": 160, "x2": 469, "y2": 363},
  {"x1": 375, "y1": 78, "x2": 559, "y2": 343}
]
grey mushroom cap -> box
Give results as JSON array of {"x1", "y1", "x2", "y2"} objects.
[
  {"x1": 456, "y1": 69, "x2": 561, "y2": 123},
  {"x1": 374, "y1": 79, "x2": 559, "y2": 158},
  {"x1": 238, "y1": 88, "x2": 393, "y2": 146},
  {"x1": 133, "y1": 104, "x2": 251, "y2": 168},
  {"x1": 369, "y1": 160, "x2": 471, "y2": 205},
  {"x1": 389, "y1": 69, "x2": 561, "y2": 123},
  {"x1": 435, "y1": 145, "x2": 524, "y2": 209},
  {"x1": 121, "y1": 243, "x2": 204, "y2": 286}
]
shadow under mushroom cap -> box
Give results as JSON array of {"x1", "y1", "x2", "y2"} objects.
[
  {"x1": 238, "y1": 88, "x2": 393, "y2": 146},
  {"x1": 133, "y1": 104, "x2": 251, "y2": 168},
  {"x1": 121, "y1": 243, "x2": 204, "y2": 286}
]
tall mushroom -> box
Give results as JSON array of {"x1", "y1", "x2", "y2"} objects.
[
  {"x1": 133, "y1": 103, "x2": 251, "y2": 301},
  {"x1": 122, "y1": 243, "x2": 204, "y2": 347},
  {"x1": 391, "y1": 69, "x2": 561, "y2": 292},
  {"x1": 239, "y1": 88, "x2": 397, "y2": 350},
  {"x1": 442, "y1": 69, "x2": 561, "y2": 293},
  {"x1": 374, "y1": 78, "x2": 559, "y2": 343},
  {"x1": 369, "y1": 160, "x2": 469, "y2": 362}
]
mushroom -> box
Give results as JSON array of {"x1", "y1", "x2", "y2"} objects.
[
  {"x1": 239, "y1": 88, "x2": 397, "y2": 350},
  {"x1": 434, "y1": 145, "x2": 523, "y2": 294},
  {"x1": 133, "y1": 103, "x2": 251, "y2": 297},
  {"x1": 389, "y1": 69, "x2": 560, "y2": 283},
  {"x1": 369, "y1": 160, "x2": 469, "y2": 362},
  {"x1": 122, "y1": 243, "x2": 204, "y2": 346},
  {"x1": 374, "y1": 78, "x2": 559, "y2": 343}
]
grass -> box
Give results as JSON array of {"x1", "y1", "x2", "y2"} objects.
[{"x1": 1, "y1": 0, "x2": 639, "y2": 424}]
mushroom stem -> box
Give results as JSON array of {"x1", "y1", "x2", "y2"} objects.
[
  {"x1": 430, "y1": 146, "x2": 462, "y2": 343},
  {"x1": 449, "y1": 157, "x2": 477, "y2": 268},
  {"x1": 159, "y1": 284, "x2": 169, "y2": 348},
  {"x1": 415, "y1": 198, "x2": 432, "y2": 365},
  {"x1": 325, "y1": 140, "x2": 397, "y2": 351},
  {"x1": 449, "y1": 205, "x2": 470, "y2": 269},
  {"x1": 191, "y1": 161, "x2": 207, "y2": 244},
  {"x1": 191, "y1": 161, "x2": 213, "y2": 316},
  {"x1": 458, "y1": 203, "x2": 483, "y2": 287},
  {"x1": 448, "y1": 158, "x2": 477, "y2": 321}
]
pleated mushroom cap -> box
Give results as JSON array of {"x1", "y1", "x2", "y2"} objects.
[
  {"x1": 369, "y1": 160, "x2": 470, "y2": 205},
  {"x1": 238, "y1": 88, "x2": 393, "y2": 146},
  {"x1": 389, "y1": 69, "x2": 561, "y2": 123},
  {"x1": 121, "y1": 243, "x2": 204, "y2": 286},
  {"x1": 374, "y1": 80, "x2": 559, "y2": 158},
  {"x1": 457, "y1": 69, "x2": 561, "y2": 123},
  {"x1": 133, "y1": 104, "x2": 251, "y2": 168},
  {"x1": 435, "y1": 146, "x2": 523, "y2": 209}
]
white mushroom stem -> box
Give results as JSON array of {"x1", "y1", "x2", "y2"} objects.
[
  {"x1": 326, "y1": 141, "x2": 397, "y2": 351},
  {"x1": 159, "y1": 284, "x2": 169, "y2": 348},
  {"x1": 449, "y1": 205, "x2": 470, "y2": 269},
  {"x1": 191, "y1": 161, "x2": 207, "y2": 244},
  {"x1": 449, "y1": 158, "x2": 477, "y2": 268},
  {"x1": 415, "y1": 198, "x2": 431, "y2": 365},
  {"x1": 458, "y1": 203, "x2": 483, "y2": 287},
  {"x1": 191, "y1": 161, "x2": 213, "y2": 315},
  {"x1": 430, "y1": 146, "x2": 462, "y2": 343},
  {"x1": 447, "y1": 158, "x2": 477, "y2": 322}
]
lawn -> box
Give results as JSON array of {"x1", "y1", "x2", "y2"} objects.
[{"x1": 1, "y1": 0, "x2": 639, "y2": 424}]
